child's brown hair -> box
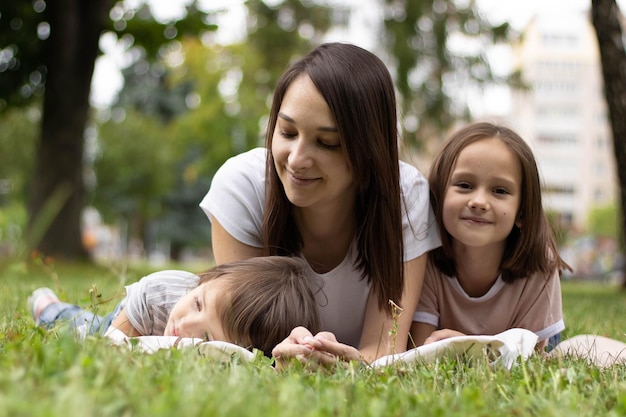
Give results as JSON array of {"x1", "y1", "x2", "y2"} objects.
[
  {"x1": 198, "y1": 256, "x2": 320, "y2": 356},
  {"x1": 428, "y1": 122, "x2": 570, "y2": 282}
]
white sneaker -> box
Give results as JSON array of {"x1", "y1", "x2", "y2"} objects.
[{"x1": 27, "y1": 287, "x2": 60, "y2": 323}]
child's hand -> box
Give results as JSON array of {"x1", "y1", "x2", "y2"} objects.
[
  {"x1": 424, "y1": 329, "x2": 466, "y2": 344},
  {"x1": 307, "y1": 331, "x2": 362, "y2": 365},
  {"x1": 272, "y1": 327, "x2": 361, "y2": 369}
]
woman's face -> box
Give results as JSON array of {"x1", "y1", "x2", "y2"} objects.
[{"x1": 271, "y1": 75, "x2": 356, "y2": 211}]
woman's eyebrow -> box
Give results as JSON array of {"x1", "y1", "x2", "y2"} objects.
[
  {"x1": 278, "y1": 111, "x2": 295, "y2": 123},
  {"x1": 277, "y1": 112, "x2": 338, "y2": 132}
]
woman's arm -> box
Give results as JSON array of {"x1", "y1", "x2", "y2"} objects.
[
  {"x1": 358, "y1": 253, "x2": 428, "y2": 362},
  {"x1": 211, "y1": 219, "x2": 264, "y2": 265}
]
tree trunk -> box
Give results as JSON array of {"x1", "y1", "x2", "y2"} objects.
[
  {"x1": 591, "y1": 0, "x2": 626, "y2": 288},
  {"x1": 28, "y1": 0, "x2": 111, "y2": 259}
]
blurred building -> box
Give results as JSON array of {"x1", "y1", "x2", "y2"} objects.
[{"x1": 507, "y1": 11, "x2": 616, "y2": 230}]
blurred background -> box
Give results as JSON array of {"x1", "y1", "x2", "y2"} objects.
[{"x1": 1, "y1": 0, "x2": 625, "y2": 284}]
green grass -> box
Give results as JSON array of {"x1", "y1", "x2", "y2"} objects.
[{"x1": 1, "y1": 257, "x2": 626, "y2": 417}]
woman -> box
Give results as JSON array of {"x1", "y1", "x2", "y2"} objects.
[{"x1": 200, "y1": 42, "x2": 440, "y2": 365}]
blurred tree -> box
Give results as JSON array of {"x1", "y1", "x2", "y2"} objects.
[
  {"x1": 0, "y1": 107, "x2": 38, "y2": 205},
  {"x1": 162, "y1": 41, "x2": 237, "y2": 261},
  {"x1": 233, "y1": 0, "x2": 343, "y2": 149},
  {"x1": 97, "y1": 38, "x2": 229, "y2": 260},
  {"x1": 168, "y1": 40, "x2": 239, "y2": 173},
  {"x1": 103, "y1": 1, "x2": 342, "y2": 261},
  {"x1": 587, "y1": 203, "x2": 619, "y2": 241},
  {"x1": 92, "y1": 108, "x2": 178, "y2": 257},
  {"x1": 158, "y1": 150, "x2": 212, "y2": 261},
  {"x1": 381, "y1": 0, "x2": 517, "y2": 147},
  {"x1": 245, "y1": 0, "x2": 337, "y2": 84},
  {"x1": 99, "y1": 0, "x2": 339, "y2": 260},
  {"x1": 591, "y1": 0, "x2": 626, "y2": 288},
  {"x1": 0, "y1": 107, "x2": 38, "y2": 253},
  {"x1": 0, "y1": 0, "x2": 216, "y2": 260}
]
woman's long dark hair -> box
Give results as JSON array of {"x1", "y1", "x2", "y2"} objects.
[{"x1": 262, "y1": 43, "x2": 404, "y2": 312}]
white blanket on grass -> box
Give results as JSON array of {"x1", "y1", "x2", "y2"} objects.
[
  {"x1": 370, "y1": 328, "x2": 537, "y2": 369},
  {"x1": 105, "y1": 328, "x2": 256, "y2": 361},
  {"x1": 104, "y1": 327, "x2": 537, "y2": 369}
]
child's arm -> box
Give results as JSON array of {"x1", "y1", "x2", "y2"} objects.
[
  {"x1": 410, "y1": 322, "x2": 469, "y2": 347},
  {"x1": 108, "y1": 308, "x2": 142, "y2": 337},
  {"x1": 422, "y1": 328, "x2": 466, "y2": 344},
  {"x1": 409, "y1": 321, "x2": 436, "y2": 348}
]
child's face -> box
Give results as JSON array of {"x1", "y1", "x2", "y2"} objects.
[
  {"x1": 442, "y1": 137, "x2": 522, "y2": 251},
  {"x1": 164, "y1": 280, "x2": 228, "y2": 341}
]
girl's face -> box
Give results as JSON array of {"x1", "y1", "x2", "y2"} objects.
[
  {"x1": 442, "y1": 137, "x2": 522, "y2": 252},
  {"x1": 164, "y1": 279, "x2": 228, "y2": 341},
  {"x1": 271, "y1": 75, "x2": 356, "y2": 211}
]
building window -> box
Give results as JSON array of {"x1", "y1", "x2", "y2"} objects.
[
  {"x1": 537, "y1": 133, "x2": 577, "y2": 144},
  {"x1": 543, "y1": 185, "x2": 575, "y2": 195}
]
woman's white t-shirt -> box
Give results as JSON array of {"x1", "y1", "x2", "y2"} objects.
[{"x1": 200, "y1": 147, "x2": 440, "y2": 347}]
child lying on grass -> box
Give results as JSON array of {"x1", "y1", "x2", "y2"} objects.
[{"x1": 28, "y1": 256, "x2": 320, "y2": 357}]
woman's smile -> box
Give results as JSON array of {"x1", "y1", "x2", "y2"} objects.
[{"x1": 288, "y1": 171, "x2": 320, "y2": 186}]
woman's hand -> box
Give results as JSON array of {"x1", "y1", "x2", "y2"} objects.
[
  {"x1": 272, "y1": 326, "x2": 362, "y2": 369},
  {"x1": 423, "y1": 328, "x2": 466, "y2": 345}
]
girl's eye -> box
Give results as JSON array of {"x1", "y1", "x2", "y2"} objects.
[
  {"x1": 455, "y1": 182, "x2": 472, "y2": 190},
  {"x1": 195, "y1": 297, "x2": 201, "y2": 311},
  {"x1": 494, "y1": 187, "x2": 509, "y2": 195}
]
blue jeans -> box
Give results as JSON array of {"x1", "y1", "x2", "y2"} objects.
[
  {"x1": 38, "y1": 302, "x2": 122, "y2": 340},
  {"x1": 547, "y1": 333, "x2": 561, "y2": 352}
]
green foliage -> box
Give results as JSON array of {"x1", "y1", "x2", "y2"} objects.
[
  {"x1": 168, "y1": 40, "x2": 241, "y2": 169},
  {"x1": 587, "y1": 203, "x2": 620, "y2": 240},
  {"x1": 1, "y1": 260, "x2": 625, "y2": 416},
  {"x1": 245, "y1": 0, "x2": 339, "y2": 75},
  {"x1": 107, "y1": 1, "x2": 218, "y2": 59},
  {"x1": 0, "y1": 1, "x2": 217, "y2": 112},
  {"x1": 0, "y1": 200, "x2": 27, "y2": 258},
  {"x1": 92, "y1": 109, "x2": 178, "y2": 230},
  {"x1": 382, "y1": 0, "x2": 515, "y2": 146},
  {"x1": 0, "y1": 107, "x2": 39, "y2": 256},
  {"x1": 0, "y1": 106, "x2": 39, "y2": 200},
  {"x1": 88, "y1": 1, "x2": 342, "y2": 257},
  {"x1": 0, "y1": 2, "x2": 47, "y2": 110}
]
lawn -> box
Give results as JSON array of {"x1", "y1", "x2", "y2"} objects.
[{"x1": 1, "y1": 256, "x2": 625, "y2": 417}]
